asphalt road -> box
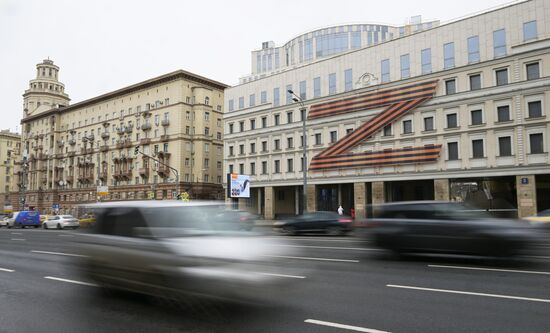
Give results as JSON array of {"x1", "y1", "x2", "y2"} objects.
[{"x1": 0, "y1": 227, "x2": 549, "y2": 333}]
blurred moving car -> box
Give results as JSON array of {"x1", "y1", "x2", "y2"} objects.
[
  {"x1": 78, "y1": 214, "x2": 96, "y2": 228},
  {"x1": 43, "y1": 215, "x2": 80, "y2": 229},
  {"x1": 76, "y1": 201, "x2": 300, "y2": 303},
  {"x1": 524, "y1": 210, "x2": 550, "y2": 229},
  {"x1": 6, "y1": 211, "x2": 41, "y2": 229},
  {"x1": 273, "y1": 211, "x2": 353, "y2": 236},
  {"x1": 366, "y1": 201, "x2": 537, "y2": 257}
]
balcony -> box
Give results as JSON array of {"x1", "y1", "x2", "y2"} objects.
[
  {"x1": 157, "y1": 151, "x2": 171, "y2": 158},
  {"x1": 116, "y1": 127, "x2": 125, "y2": 135},
  {"x1": 100, "y1": 145, "x2": 109, "y2": 152},
  {"x1": 67, "y1": 151, "x2": 75, "y2": 157},
  {"x1": 116, "y1": 141, "x2": 124, "y2": 149},
  {"x1": 122, "y1": 170, "x2": 132, "y2": 179},
  {"x1": 157, "y1": 166, "x2": 170, "y2": 177},
  {"x1": 123, "y1": 140, "x2": 132, "y2": 148},
  {"x1": 160, "y1": 134, "x2": 169, "y2": 142},
  {"x1": 101, "y1": 132, "x2": 110, "y2": 140},
  {"x1": 138, "y1": 168, "x2": 149, "y2": 177},
  {"x1": 55, "y1": 153, "x2": 64, "y2": 159},
  {"x1": 125, "y1": 125, "x2": 134, "y2": 134},
  {"x1": 161, "y1": 119, "x2": 170, "y2": 126},
  {"x1": 57, "y1": 140, "x2": 64, "y2": 148},
  {"x1": 99, "y1": 171, "x2": 108, "y2": 180},
  {"x1": 140, "y1": 138, "x2": 151, "y2": 145},
  {"x1": 141, "y1": 123, "x2": 152, "y2": 131},
  {"x1": 68, "y1": 139, "x2": 76, "y2": 146}
]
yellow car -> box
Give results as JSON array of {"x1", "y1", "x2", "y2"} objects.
[
  {"x1": 79, "y1": 214, "x2": 96, "y2": 227},
  {"x1": 524, "y1": 210, "x2": 550, "y2": 228}
]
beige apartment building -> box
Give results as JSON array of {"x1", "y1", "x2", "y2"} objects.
[
  {"x1": 225, "y1": 0, "x2": 550, "y2": 219},
  {"x1": 13, "y1": 59, "x2": 228, "y2": 214},
  {"x1": 0, "y1": 130, "x2": 21, "y2": 211}
]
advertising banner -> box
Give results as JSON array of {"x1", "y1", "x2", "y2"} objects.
[{"x1": 227, "y1": 173, "x2": 250, "y2": 198}]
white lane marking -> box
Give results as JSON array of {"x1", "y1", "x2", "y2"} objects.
[
  {"x1": 305, "y1": 319, "x2": 391, "y2": 333},
  {"x1": 258, "y1": 272, "x2": 306, "y2": 279},
  {"x1": 387, "y1": 284, "x2": 550, "y2": 303},
  {"x1": 31, "y1": 250, "x2": 88, "y2": 258},
  {"x1": 0, "y1": 268, "x2": 15, "y2": 272},
  {"x1": 277, "y1": 244, "x2": 378, "y2": 251},
  {"x1": 58, "y1": 234, "x2": 74, "y2": 237},
  {"x1": 10, "y1": 232, "x2": 22, "y2": 235},
  {"x1": 44, "y1": 276, "x2": 98, "y2": 287},
  {"x1": 268, "y1": 255, "x2": 359, "y2": 263},
  {"x1": 11, "y1": 238, "x2": 25, "y2": 241},
  {"x1": 428, "y1": 264, "x2": 550, "y2": 276}
]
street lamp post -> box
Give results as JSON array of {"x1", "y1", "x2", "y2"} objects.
[{"x1": 288, "y1": 89, "x2": 308, "y2": 214}]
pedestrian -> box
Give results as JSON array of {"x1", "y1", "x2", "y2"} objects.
[{"x1": 337, "y1": 205, "x2": 344, "y2": 215}]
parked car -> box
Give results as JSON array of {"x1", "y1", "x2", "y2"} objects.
[
  {"x1": 79, "y1": 214, "x2": 96, "y2": 228},
  {"x1": 75, "y1": 201, "x2": 301, "y2": 303},
  {"x1": 43, "y1": 215, "x2": 80, "y2": 229},
  {"x1": 273, "y1": 211, "x2": 353, "y2": 236},
  {"x1": 524, "y1": 210, "x2": 550, "y2": 229},
  {"x1": 6, "y1": 211, "x2": 41, "y2": 229},
  {"x1": 0, "y1": 216, "x2": 9, "y2": 227},
  {"x1": 365, "y1": 201, "x2": 537, "y2": 257}
]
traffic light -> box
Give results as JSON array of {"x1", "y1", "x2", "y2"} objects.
[{"x1": 134, "y1": 146, "x2": 139, "y2": 155}]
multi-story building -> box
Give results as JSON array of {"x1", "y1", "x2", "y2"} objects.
[
  {"x1": 0, "y1": 130, "x2": 21, "y2": 211},
  {"x1": 224, "y1": 0, "x2": 550, "y2": 219},
  {"x1": 14, "y1": 59, "x2": 228, "y2": 214}
]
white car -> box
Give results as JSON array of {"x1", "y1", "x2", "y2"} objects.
[
  {"x1": 0, "y1": 217, "x2": 9, "y2": 227},
  {"x1": 43, "y1": 215, "x2": 80, "y2": 230}
]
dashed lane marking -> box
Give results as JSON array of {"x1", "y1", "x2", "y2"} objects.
[
  {"x1": 31, "y1": 250, "x2": 88, "y2": 258},
  {"x1": 305, "y1": 319, "x2": 391, "y2": 333},
  {"x1": 428, "y1": 264, "x2": 550, "y2": 276},
  {"x1": 44, "y1": 276, "x2": 98, "y2": 287}
]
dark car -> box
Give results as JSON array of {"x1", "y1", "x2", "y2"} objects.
[
  {"x1": 273, "y1": 211, "x2": 353, "y2": 236},
  {"x1": 365, "y1": 201, "x2": 537, "y2": 257}
]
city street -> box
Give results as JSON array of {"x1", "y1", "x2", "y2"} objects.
[{"x1": 0, "y1": 227, "x2": 549, "y2": 333}]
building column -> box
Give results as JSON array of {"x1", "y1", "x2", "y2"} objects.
[
  {"x1": 295, "y1": 186, "x2": 300, "y2": 215},
  {"x1": 516, "y1": 175, "x2": 537, "y2": 218},
  {"x1": 371, "y1": 181, "x2": 385, "y2": 216},
  {"x1": 257, "y1": 188, "x2": 262, "y2": 216},
  {"x1": 353, "y1": 182, "x2": 366, "y2": 219},
  {"x1": 306, "y1": 184, "x2": 316, "y2": 212},
  {"x1": 434, "y1": 179, "x2": 450, "y2": 201},
  {"x1": 264, "y1": 186, "x2": 275, "y2": 220}
]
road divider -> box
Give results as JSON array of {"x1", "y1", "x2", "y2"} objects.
[
  {"x1": 428, "y1": 264, "x2": 550, "y2": 276},
  {"x1": 31, "y1": 250, "x2": 88, "y2": 258},
  {"x1": 267, "y1": 255, "x2": 359, "y2": 263},
  {"x1": 44, "y1": 276, "x2": 98, "y2": 287},
  {"x1": 387, "y1": 284, "x2": 550, "y2": 303},
  {"x1": 305, "y1": 319, "x2": 391, "y2": 333}
]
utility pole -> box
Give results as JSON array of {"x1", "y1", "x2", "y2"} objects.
[
  {"x1": 134, "y1": 146, "x2": 179, "y2": 198},
  {"x1": 19, "y1": 155, "x2": 28, "y2": 211}
]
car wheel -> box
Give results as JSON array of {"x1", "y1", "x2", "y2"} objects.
[
  {"x1": 7, "y1": 224, "x2": 12, "y2": 229},
  {"x1": 43, "y1": 223, "x2": 48, "y2": 230},
  {"x1": 282, "y1": 226, "x2": 297, "y2": 236},
  {"x1": 57, "y1": 223, "x2": 63, "y2": 230},
  {"x1": 327, "y1": 226, "x2": 343, "y2": 236}
]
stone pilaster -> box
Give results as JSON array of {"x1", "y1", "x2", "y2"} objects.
[
  {"x1": 516, "y1": 175, "x2": 537, "y2": 218},
  {"x1": 434, "y1": 179, "x2": 450, "y2": 201},
  {"x1": 306, "y1": 184, "x2": 316, "y2": 212},
  {"x1": 353, "y1": 182, "x2": 366, "y2": 219},
  {"x1": 264, "y1": 186, "x2": 275, "y2": 220}
]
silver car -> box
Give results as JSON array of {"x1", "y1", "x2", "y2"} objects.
[
  {"x1": 43, "y1": 215, "x2": 80, "y2": 229},
  {"x1": 76, "y1": 201, "x2": 301, "y2": 303}
]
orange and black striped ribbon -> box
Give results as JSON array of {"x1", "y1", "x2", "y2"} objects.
[{"x1": 309, "y1": 80, "x2": 440, "y2": 171}]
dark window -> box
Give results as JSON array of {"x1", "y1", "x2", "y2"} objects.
[
  {"x1": 498, "y1": 136, "x2": 512, "y2": 156},
  {"x1": 287, "y1": 112, "x2": 293, "y2": 123},
  {"x1": 528, "y1": 101, "x2": 542, "y2": 118},
  {"x1": 287, "y1": 159, "x2": 293, "y2": 172},
  {"x1": 287, "y1": 137, "x2": 293, "y2": 149},
  {"x1": 261, "y1": 117, "x2": 267, "y2": 128},
  {"x1": 530, "y1": 133, "x2": 544, "y2": 154},
  {"x1": 228, "y1": 164, "x2": 233, "y2": 173},
  {"x1": 250, "y1": 142, "x2": 256, "y2": 154},
  {"x1": 250, "y1": 119, "x2": 256, "y2": 130},
  {"x1": 261, "y1": 141, "x2": 267, "y2": 152},
  {"x1": 250, "y1": 162, "x2": 256, "y2": 175},
  {"x1": 526, "y1": 63, "x2": 540, "y2": 80},
  {"x1": 445, "y1": 79, "x2": 456, "y2": 95},
  {"x1": 239, "y1": 144, "x2": 244, "y2": 155},
  {"x1": 497, "y1": 105, "x2": 510, "y2": 122},
  {"x1": 261, "y1": 161, "x2": 267, "y2": 174},
  {"x1": 470, "y1": 74, "x2": 481, "y2": 90},
  {"x1": 239, "y1": 164, "x2": 244, "y2": 174},
  {"x1": 383, "y1": 125, "x2": 392, "y2": 136},
  {"x1": 229, "y1": 123, "x2": 234, "y2": 134},
  {"x1": 315, "y1": 133, "x2": 322, "y2": 145},
  {"x1": 274, "y1": 139, "x2": 280, "y2": 150},
  {"x1": 403, "y1": 120, "x2": 412, "y2": 134},
  {"x1": 239, "y1": 122, "x2": 244, "y2": 132},
  {"x1": 496, "y1": 69, "x2": 508, "y2": 86},
  {"x1": 424, "y1": 117, "x2": 434, "y2": 131},
  {"x1": 274, "y1": 160, "x2": 280, "y2": 173},
  {"x1": 446, "y1": 114, "x2": 457, "y2": 128},
  {"x1": 471, "y1": 110, "x2": 483, "y2": 125},
  {"x1": 447, "y1": 142, "x2": 459, "y2": 160},
  {"x1": 229, "y1": 146, "x2": 234, "y2": 156},
  {"x1": 330, "y1": 131, "x2": 337, "y2": 143},
  {"x1": 274, "y1": 114, "x2": 280, "y2": 126},
  {"x1": 472, "y1": 139, "x2": 484, "y2": 158}
]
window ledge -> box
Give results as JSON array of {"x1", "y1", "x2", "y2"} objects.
[
  {"x1": 444, "y1": 126, "x2": 460, "y2": 131},
  {"x1": 469, "y1": 123, "x2": 486, "y2": 128},
  {"x1": 273, "y1": 149, "x2": 282, "y2": 152},
  {"x1": 382, "y1": 135, "x2": 394, "y2": 138},
  {"x1": 313, "y1": 144, "x2": 323, "y2": 147},
  {"x1": 525, "y1": 115, "x2": 546, "y2": 121},
  {"x1": 401, "y1": 132, "x2": 414, "y2": 136},
  {"x1": 421, "y1": 129, "x2": 436, "y2": 134},
  {"x1": 527, "y1": 152, "x2": 547, "y2": 156},
  {"x1": 470, "y1": 157, "x2": 486, "y2": 160},
  {"x1": 495, "y1": 120, "x2": 514, "y2": 124}
]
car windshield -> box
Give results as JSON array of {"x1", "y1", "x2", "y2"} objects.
[{"x1": 140, "y1": 205, "x2": 247, "y2": 236}]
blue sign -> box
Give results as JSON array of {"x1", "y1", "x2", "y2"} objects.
[
  {"x1": 52, "y1": 203, "x2": 60, "y2": 209},
  {"x1": 521, "y1": 177, "x2": 529, "y2": 185}
]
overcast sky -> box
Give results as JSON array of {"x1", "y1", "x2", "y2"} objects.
[{"x1": 0, "y1": 0, "x2": 517, "y2": 133}]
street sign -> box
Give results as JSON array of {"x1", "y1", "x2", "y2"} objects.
[
  {"x1": 97, "y1": 186, "x2": 109, "y2": 196},
  {"x1": 521, "y1": 177, "x2": 529, "y2": 185},
  {"x1": 148, "y1": 192, "x2": 155, "y2": 199},
  {"x1": 52, "y1": 203, "x2": 60, "y2": 209}
]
